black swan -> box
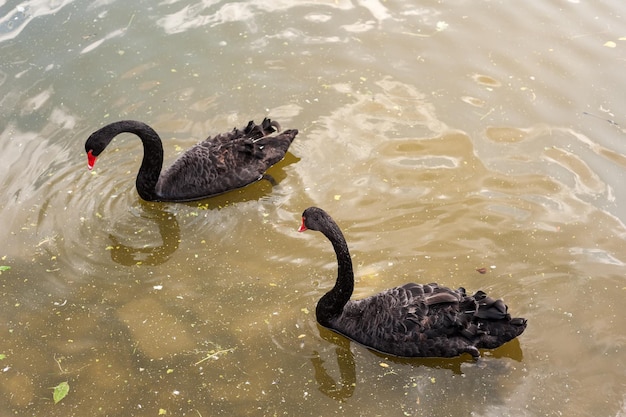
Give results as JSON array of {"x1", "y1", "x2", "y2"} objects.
[
  {"x1": 85, "y1": 118, "x2": 298, "y2": 202},
  {"x1": 298, "y1": 207, "x2": 527, "y2": 358}
]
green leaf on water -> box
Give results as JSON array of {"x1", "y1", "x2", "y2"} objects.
[
  {"x1": 0, "y1": 353, "x2": 6, "y2": 360},
  {"x1": 0, "y1": 266, "x2": 10, "y2": 273},
  {"x1": 53, "y1": 381, "x2": 69, "y2": 404}
]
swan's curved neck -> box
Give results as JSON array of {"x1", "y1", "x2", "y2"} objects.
[
  {"x1": 317, "y1": 222, "x2": 354, "y2": 325},
  {"x1": 101, "y1": 121, "x2": 164, "y2": 201}
]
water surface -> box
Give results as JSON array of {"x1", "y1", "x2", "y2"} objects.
[{"x1": 1, "y1": 1, "x2": 625, "y2": 416}]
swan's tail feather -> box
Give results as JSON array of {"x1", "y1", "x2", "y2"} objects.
[
  {"x1": 465, "y1": 290, "x2": 527, "y2": 349},
  {"x1": 242, "y1": 118, "x2": 281, "y2": 139}
]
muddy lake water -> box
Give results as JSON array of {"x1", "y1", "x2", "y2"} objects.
[{"x1": 1, "y1": 1, "x2": 625, "y2": 416}]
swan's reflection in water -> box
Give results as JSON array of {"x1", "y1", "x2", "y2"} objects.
[
  {"x1": 108, "y1": 203, "x2": 180, "y2": 266},
  {"x1": 368, "y1": 336, "x2": 524, "y2": 373},
  {"x1": 105, "y1": 151, "x2": 300, "y2": 267},
  {"x1": 311, "y1": 325, "x2": 525, "y2": 401},
  {"x1": 311, "y1": 326, "x2": 356, "y2": 402}
]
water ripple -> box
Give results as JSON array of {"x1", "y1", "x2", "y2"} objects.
[{"x1": 0, "y1": 0, "x2": 75, "y2": 43}]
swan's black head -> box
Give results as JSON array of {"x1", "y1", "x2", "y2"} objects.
[
  {"x1": 298, "y1": 207, "x2": 334, "y2": 233},
  {"x1": 85, "y1": 136, "x2": 101, "y2": 170},
  {"x1": 85, "y1": 132, "x2": 103, "y2": 155},
  {"x1": 85, "y1": 128, "x2": 109, "y2": 170},
  {"x1": 84, "y1": 121, "x2": 145, "y2": 170}
]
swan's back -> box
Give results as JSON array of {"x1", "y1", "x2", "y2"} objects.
[
  {"x1": 324, "y1": 283, "x2": 526, "y2": 358},
  {"x1": 156, "y1": 119, "x2": 298, "y2": 201}
]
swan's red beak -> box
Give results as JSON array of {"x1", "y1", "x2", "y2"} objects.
[
  {"x1": 298, "y1": 217, "x2": 308, "y2": 232},
  {"x1": 87, "y1": 150, "x2": 97, "y2": 170}
]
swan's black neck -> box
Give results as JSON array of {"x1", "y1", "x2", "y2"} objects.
[
  {"x1": 89, "y1": 121, "x2": 164, "y2": 201},
  {"x1": 316, "y1": 219, "x2": 354, "y2": 326}
]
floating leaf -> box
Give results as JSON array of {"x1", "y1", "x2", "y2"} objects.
[
  {"x1": 0, "y1": 353, "x2": 6, "y2": 360},
  {"x1": 379, "y1": 362, "x2": 389, "y2": 368},
  {"x1": 476, "y1": 267, "x2": 487, "y2": 274},
  {"x1": 159, "y1": 409, "x2": 167, "y2": 415},
  {"x1": 0, "y1": 266, "x2": 10, "y2": 271},
  {"x1": 53, "y1": 381, "x2": 69, "y2": 404}
]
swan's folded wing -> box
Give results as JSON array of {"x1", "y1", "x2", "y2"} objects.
[
  {"x1": 156, "y1": 128, "x2": 298, "y2": 201},
  {"x1": 202, "y1": 118, "x2": 279, "y2": 145}
]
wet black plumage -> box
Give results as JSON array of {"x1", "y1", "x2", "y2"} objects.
[
  {"x1": 85, "y1": 118, "x2": 298, "y2": 202},
  {"x1": 298, "y1": 207, "x2": 527, "y2": 358}
]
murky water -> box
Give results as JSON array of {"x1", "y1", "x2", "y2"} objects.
[{"x1": 1, "y1": 1, "x2": 625, "y2": 416}]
